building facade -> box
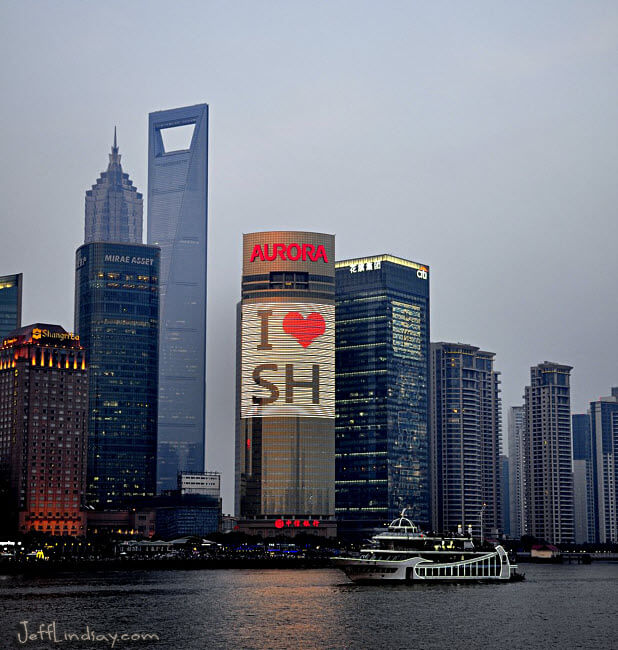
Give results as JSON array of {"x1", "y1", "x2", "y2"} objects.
[
  {"x1": 335, "y1": 255, "x2": 430, "y2": 538},
  {"x1": 75, "y1": 243, "x2": 159, "y2": 508},
  {"x1": 523, "y1": 362, "x2": 574, "y2": 544},
  {"x1": 589, "y1": 389, "x2": 618, "y2": 544},
  {"x1": 147, "y1": 104, "x2": 209, "y2": 491},
  {"x1": 431, "y1": 343, "x2": 502, "y2": 538},
  {"x1": 0, "y1": 273, "x2": 22, "y2": 339},
  {"x1": 85, "y1": 130, "x2": 143, "y2": 244},
  {"x1": 0, "y1": 324, "x2": 88, "y2": 536},
  {"x1": 572, "y1": 413, "x2": 594, "y2": 544},
  {"x1": 236, "y1": 232, "x2": 336, "y2": 537},
  {"x1": 501, "y1": 455, "x2": 510, "y2": 536},
  {"x1": 155, "y1": 495, "x2": 221, "y2": 539},
  {"x1": 178, "y1": 471, "x2": 221, "y2": 498},
  {"x1": 508, "y1": 405, "x2": 526, "y2": 538}
]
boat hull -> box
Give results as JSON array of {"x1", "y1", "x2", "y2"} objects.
[{"x1": 332, "y1": 546, "x2": 518, "y2": 584}]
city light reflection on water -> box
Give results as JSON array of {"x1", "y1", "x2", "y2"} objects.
[{"x1": 1, "y1": 565, "x2": 617, "y2": 649}]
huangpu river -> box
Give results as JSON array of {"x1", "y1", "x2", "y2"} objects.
[{"x1": 1, "y1": 563, "x2": 616, "y2": 649}]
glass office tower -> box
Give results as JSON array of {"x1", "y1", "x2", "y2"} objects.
[
  {"x1": 75, "y1": 243, "x2": 159, "y2": 507},
  {"x1": 335, "y1": 255, "x2": 430, "y2": 538},
  {"x1": 0, "y1": 273, "x2": 22, "y2": 339},
  {"x1": 147, "y1": 104, "x2": 208, "y2": 491}
]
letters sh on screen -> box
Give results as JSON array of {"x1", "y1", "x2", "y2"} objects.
[{"x1": 241, "y1": 303, "x2": 335, "y2": 418}]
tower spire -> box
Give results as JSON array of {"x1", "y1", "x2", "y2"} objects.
[{"x1": 109, "y1": 126, "x2": 121, "y2": 166}]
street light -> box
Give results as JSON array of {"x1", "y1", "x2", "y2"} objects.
[{"x1": 480, "y1": 503, "x2": 487, "y2": 544}]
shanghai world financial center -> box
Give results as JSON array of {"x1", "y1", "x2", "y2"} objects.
[{"x1": 148, "y1": 104, "x2": 209, "y2": 490}]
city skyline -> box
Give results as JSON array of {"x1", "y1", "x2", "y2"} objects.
[{"x1": 1, "y1": 1, "x2": 616, "y2": 511}]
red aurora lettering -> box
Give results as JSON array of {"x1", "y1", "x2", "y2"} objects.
[{"x1": 250, "y1": 243, "x2": 329, "y2": 263}]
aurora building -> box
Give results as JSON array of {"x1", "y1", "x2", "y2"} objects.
[
  {"x1": 335, "y1": 255, "x2": 430, "y2": 538},
  {"x1": 236, "y1": 232, "x2": 336, "y2": 537}
]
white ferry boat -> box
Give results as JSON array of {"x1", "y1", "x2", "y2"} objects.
[{"x1": 332, "y1": 511, "x2": 521, "y2": 583}]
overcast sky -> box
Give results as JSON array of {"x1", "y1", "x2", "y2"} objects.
[{"x1": 1, "y1": 1, "x2": 616, "y2": 511}]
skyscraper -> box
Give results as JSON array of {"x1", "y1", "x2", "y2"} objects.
[
  {"x1": 85, "y1": 129, "x2": 143, "y2": 244},
  {"x1": 588, "y1": 389, "x2": 618, "y2": 543},
  {"x1": 236, "y1": 232, "x2": 336, "y2": 537},
  {"x1": 0, "y1": 324, "x2": 88, "y2": 536},
  {"x1": 572, "y1": 412, "x2": 593, "y2": 544},
  {"x1": 335, "y1": 255, "x2": 430, "y2": 538},
  {"x1": 430, "y1": 343, "x2": 502, "y2": 538},
  {"x1": 523, "y1": 362, "x2": 574, "y2": 544},
  {"x1": 147, "y1": 104, "x2": 208, "y2": 491},
  {"x1": 75, "y1": 243, "x2": 159, "y2": 507},
  {"x1": 501, "y1": 455, "x2": 510, "y2": 536},
  {"x1": 0, "y1": 273, "x2": 22, "y2": 339},
  {"x1": 508, "y1": 405, "x2": 526, "y2": 538}
]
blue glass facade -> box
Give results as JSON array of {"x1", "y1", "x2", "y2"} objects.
[
  {"x1": 0, "y1": 273, "x2": 22, "y2": 340},
  {"x1": 335, "y1": 256, "x2": 430, "y2": 537},
  {"x1": 588, "y1": 391, "x2": 618, "y2": 543},
  {"x1": 155, "y1": 496, "x2": 221, "y2": 539},
  {"x1": 572, "y1": 414, "x2": 592, "y2": 461},
  {"x1": 572, "y1": 413, "x2": 594, "y2": 543},
  {"x1": 75, "y1": 243, "x2": 159, "y2": 507},
  {"x1": 147, "y1": 105, "x2": 208, "y2": 491}
]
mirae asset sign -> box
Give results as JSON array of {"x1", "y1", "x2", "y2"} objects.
[{"x1": 103, "y1": 255, "x2": 155, "y2": 266}]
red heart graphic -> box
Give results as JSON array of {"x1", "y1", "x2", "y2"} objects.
[{"x1": 282, "y1": 312, "x2": 326, "y2": 348}]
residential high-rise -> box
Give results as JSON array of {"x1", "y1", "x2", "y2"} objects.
[
  {"x1": 572, "y1": 413, "x2": 594, "y2": 544},
  {"x1": 588, "y1": 389, "x2": 618, "y2": 543},
  {"x1": 508, "y1": 405, "x2": 526, "y2": 538},
  {"x1": 0, "y1": 273, "x2": 22, "y2": 339},
  {"x1": 431, "y1": 343, "x2": 502, "y2": 538},
  {"x1": 75, "y1": 243, "x2": 160, "y2": 507},
  {"x1": 501, "y1": 455, "x2": 510, "y2": 536},
  {"x1": 335, "y1": 255, "x2": 430, "y2": 538},
  {"x1": 523, "y1": 362, "x2": 574, "y2": 544},
  {"x1": 85, "y1": 129, "x2": 143, "y2": 244},
  {"x1": 147, "y1": 104, "x2": 208, "y2": 491},
  {"x1": 0, "y1": 324, "x2": 88, "y2": 536},
  {"x1": 236, "y1": 232, "x2": 336, "y2": 537}
]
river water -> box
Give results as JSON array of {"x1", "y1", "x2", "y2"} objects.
[{"x1": 1, "y1": 563, "x2": 616, "y2": 649}]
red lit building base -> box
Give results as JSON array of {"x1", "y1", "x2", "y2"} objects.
[{"x1": 236, "y1": 518, "x2": 337, "y2": 538}]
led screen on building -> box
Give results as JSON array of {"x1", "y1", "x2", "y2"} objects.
[{"x1": 241, "y1": 302, "x2": 335, "y2": 418}]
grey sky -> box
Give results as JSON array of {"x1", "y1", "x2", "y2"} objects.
[{"x1": 1, "y1": 1, "x2": 616, "y2": 511}]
